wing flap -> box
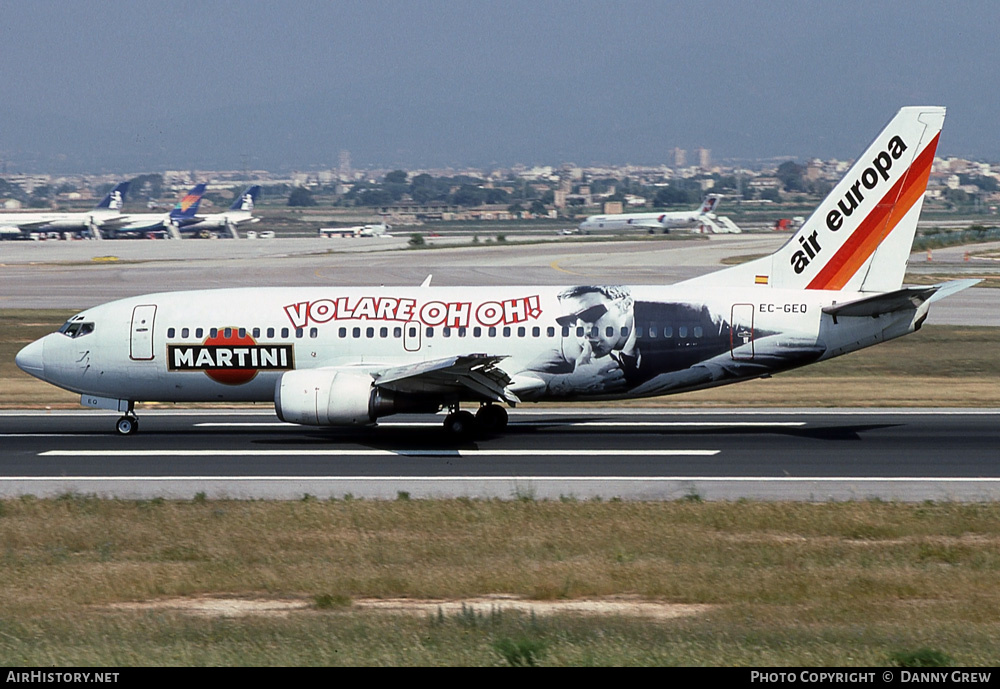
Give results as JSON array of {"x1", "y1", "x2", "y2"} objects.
[{"x1": 374, "y1": 354, "x2": 518, "y2": 404}]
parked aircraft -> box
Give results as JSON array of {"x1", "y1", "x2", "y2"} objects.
[
  {"x1": 109, "y1": 183, "x2": 207, "y2": 238},
  {"x1": 578, "y1": 194, "x2": 741, "y2": 234},
  {"x1": 17, "y1": 107, "x2": 971, "y2": 437},
  {"x1": 177, "y1": 186, "x2": 262, "y2": 238},
  {"x1": 0, "y1": 182, "x2": 130, "y2": 240}
]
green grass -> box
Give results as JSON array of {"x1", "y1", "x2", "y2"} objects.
[{"x1": 0, "y1": 497, "x2": 998, "y2": 665}]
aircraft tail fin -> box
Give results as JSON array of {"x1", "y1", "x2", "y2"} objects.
[
  {"x1": 229, "y1": 185, "x2": 261, "y2": 211},
  {"x1": 94, "y1": 182, "x2": 129, "y2": 211},
  {"x1": 699, "y1": 194, "x2": 720, "y2": 214},
  {"x1": 169, "y1": 183, "x2": 207, "y2": 221},
  {"x1": 679, "y1": 107, "x2": 945, "y2": 294}
]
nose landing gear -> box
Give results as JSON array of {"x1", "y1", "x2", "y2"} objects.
[{"x1": 115, "y1": 414, "x2": 139, "y2": 436}]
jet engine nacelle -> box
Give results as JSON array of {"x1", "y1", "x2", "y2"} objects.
[
  {"x1": 275, "y1": 369, "x2": 376, "y2": 426},
  {"x1": 274, "y1": 369, "x2": 440, "y2": 426}
]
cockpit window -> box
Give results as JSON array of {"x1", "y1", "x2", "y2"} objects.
[{"x1": 58, "y1": 318, "x2": 95, "y2": 338}]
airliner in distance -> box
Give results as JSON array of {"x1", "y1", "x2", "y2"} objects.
[
  {"x1": 578, "y1": 194, "x2": 742, "y2": 234},
  {"x1": 177, "y1": 185, "x2": 262, "y2": 238},
  {"x1": 0, "y1": 182, "x2": 130, "y2": 240},
  {"x1": 109, "y1": 183, "x2": 208, "y2": 238},
  {"x1": 17, "y1": 107, "x2": 974, "y2": 437}
]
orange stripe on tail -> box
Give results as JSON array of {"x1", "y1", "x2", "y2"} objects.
[{"x1": 806, "y1": 133, "x2": 939, "y2": 290}]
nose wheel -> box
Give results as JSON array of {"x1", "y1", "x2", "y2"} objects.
[{"x1": 116, "y1": 415, "x2": 139, "y2": 436}]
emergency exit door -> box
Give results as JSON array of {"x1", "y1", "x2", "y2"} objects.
[
  {"x1": 130, "y1": 305, "x2": 157, "y2": 361},
  {"x1": 730, "y1": 303, "x2": 755, "y2": 360}
]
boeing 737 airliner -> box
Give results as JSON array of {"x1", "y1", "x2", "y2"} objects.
[{"x1": 16, "y1": 107, "x2": 975, "y2": 436}]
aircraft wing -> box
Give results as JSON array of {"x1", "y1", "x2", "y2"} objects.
[
  {"x1": 96, "y1": 216, "x2": 137, "y2": 231},
  {"x1": 627, "y1": 221, "x2": 666, "y2": 230},
  {"x1": 373, "y1": 354, "x2": 519, "y2": 404},
  {"x1": 12, "y1": 220, "x2": 50, "y2": 231},
  {"x1": 822, "y1": 279, "x2": 980, "y2": 318}
]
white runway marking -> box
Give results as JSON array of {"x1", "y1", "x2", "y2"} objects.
[
  {"x1": 193, "y1": 421, "x2": 805, "y2": 428},
  {"x1": 40, "y1": 449, "x2": 719, "y2": 458}
]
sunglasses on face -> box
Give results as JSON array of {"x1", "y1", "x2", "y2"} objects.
[{"x1": 556, "y1": 303, "x2": 609, "y2": 327}]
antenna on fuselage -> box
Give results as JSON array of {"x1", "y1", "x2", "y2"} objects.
[{"x1": 420, "y1": 274, "x2": 432, "y2": 287}]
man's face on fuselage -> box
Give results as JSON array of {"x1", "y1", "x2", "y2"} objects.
[{"x1": 561, "y1": 291, "x2": 630, "y2": 358}]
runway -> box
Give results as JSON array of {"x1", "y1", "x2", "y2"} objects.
[{"x1": 3, "y1": 408, "x2": 999, "y2": 502}]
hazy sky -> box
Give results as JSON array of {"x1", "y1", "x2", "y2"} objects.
[{"x1": 1, "y1": 0, "x2": 998, "y2": 174}]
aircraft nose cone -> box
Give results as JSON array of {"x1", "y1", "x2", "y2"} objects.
[{"x1": 15, "y1": 339, "x2": 45, "y2": 377}]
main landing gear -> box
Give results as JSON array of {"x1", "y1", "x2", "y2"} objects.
[{"x1": 443, "y1": 403, "x2": 509, "y2": 438}]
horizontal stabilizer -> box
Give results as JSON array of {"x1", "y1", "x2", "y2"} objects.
[
  {"x1": 822, "y1": 279, "x2": 980, "y2": 318},
  {"x1": 375, "y1": 354, "x2": 518, "y2": 404}
]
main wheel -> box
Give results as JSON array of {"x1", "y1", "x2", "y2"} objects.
[
  {"x1": 476, "y1": 405, "x2": 508, "y2": 434},
  {"x1": 444, "y1": 410, "x2": 477, "y2": 438},
  {"x1": 116, "y1": 416, "x2": 138, "y2": 436}
]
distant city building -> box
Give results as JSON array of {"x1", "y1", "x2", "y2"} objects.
[
  {"x1": 672, "y1": 148, "x2": 687, "y2": 168},
  {"x1": 339, "y1": 151, "x2": 352, "y2": 181},
  {"x1": 697, "y1": 147, "x2": 711, "y2": 169}
]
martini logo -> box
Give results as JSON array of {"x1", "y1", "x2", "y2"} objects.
[{"x1": 168, "y1": 328, "x2": 294, "y2": 385}]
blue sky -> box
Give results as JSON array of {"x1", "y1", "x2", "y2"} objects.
[{"x1": 1, "y1": 0, "x2": 997, "y2": 173}]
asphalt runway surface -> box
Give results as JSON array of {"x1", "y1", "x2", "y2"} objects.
[{"x1": 3, "y1": 408, "x2": 999, "y2": 502}]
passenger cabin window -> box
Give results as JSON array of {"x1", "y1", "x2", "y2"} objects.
[
  {"x1": 182, "y1": 327, "x2": 190, "y2": 338},
  {"x1": 167, "y1": 327, "x2": 175, "y2": 338},
  {"x1": 281, "y1": 327, "x2": 289, "y2": 338},
  {"x1": 196, "y1": 328, "x2": 204, "y2": 338},
  {"x1": 267, "y1": 327, "x2": 275, "y2": 338}
]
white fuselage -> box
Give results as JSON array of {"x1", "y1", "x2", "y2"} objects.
[
  {"x1": 18, "y1": 284, "x2": 926, "y2": 413},
  {"x1": 578, "y1": 210, "x2": 705, "y2": 232},
  {"x1": 0, "y1": 208, "x2": 121, "y2": 234}
]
